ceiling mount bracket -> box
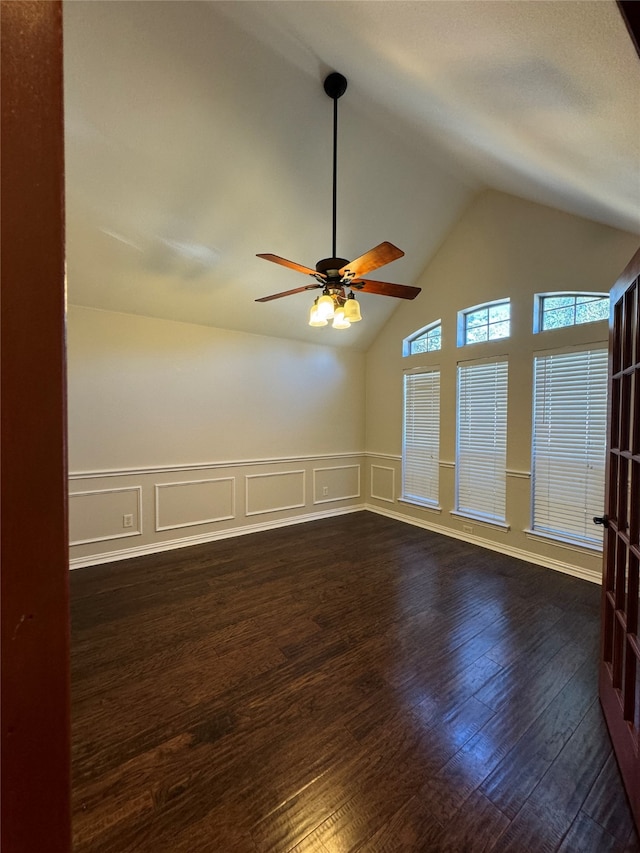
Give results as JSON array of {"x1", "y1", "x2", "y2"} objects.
[{"x1": 323, "y1": 72, "x2": 347, "y2": 100}]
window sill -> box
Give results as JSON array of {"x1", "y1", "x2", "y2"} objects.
[
  {"x1": 450, "y1": 510, "x2": 510, "y2": 532},
  {"x1": 524, "y1": 528, "x2": 603, "y2": 554},
  {"x1": 399, "y1": 498, "x2": 442, "y2": 513}
]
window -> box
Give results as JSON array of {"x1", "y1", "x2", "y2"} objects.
[
  {"x1": 459, "y1": 300, "x2": 510, "y2": 346},
  {"x1": 535, "y1": 293, "x2": 609, "y2": 332},
  {"x1": 456, "y1": 359, "x2": 508, "y2": 523},
  {"x1": 402, "y1": 369, "x2": 440, "y2": 506},
  {"x1": 531, "y1": 348, "x2": 607, "y2": 547},
  {"x1": 403, "y1": 321, "x2": 441, "y2": 356}
]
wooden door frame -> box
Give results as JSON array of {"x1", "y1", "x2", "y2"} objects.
[
  {"x1": 1, "y1": 2, "x2": 71, "y2": 851},
  {"x1": 599, "y1": 247, "x2": 640, "y2": 830},
  {"x1": 618, "y1": 1, "x2": 640, "y2": 59}
]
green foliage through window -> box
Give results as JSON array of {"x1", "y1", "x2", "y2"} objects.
[
  {"x1": 539, "y1": 294, "x2": 609, "y2": 331},
  {"x1": 404, "y1": 322, "x2": 441, "y2": 356},
  {"x1": 463, "y1": 301, "x2": 510, "y2": 345}
]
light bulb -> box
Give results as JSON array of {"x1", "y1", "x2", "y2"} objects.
[
  {"x1": 316, "y1": 294, "x2": 335, "y2": 321},
  {"x1": 308, "y1": 299, "x2": 328, "y2": 327},
  {"x1": 332, "y1": 306, "x2": 351, "y2": 329}
]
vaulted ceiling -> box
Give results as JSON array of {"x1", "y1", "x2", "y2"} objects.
[{"x1": 64, "y1": 1, "x2": 640, "y2": 350}]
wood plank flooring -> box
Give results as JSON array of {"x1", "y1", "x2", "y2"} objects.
[{"x1": 71, "y1": 512, "x2": 639, "y2": 852}]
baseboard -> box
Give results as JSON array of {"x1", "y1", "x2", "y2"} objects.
[
  {"x1": 69, "y1": 504, "x2": 366, "y2": 569},
  {"x1": 365, "y1": 503, "x2": 602, "y2": 585},
  {"x1": 69, "y1": 498, "x2": 602, "y2": 585}
]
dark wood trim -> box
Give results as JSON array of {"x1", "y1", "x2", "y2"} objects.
[
  {"x1": 1, "y1": 2, "x2": 71, "y2": 851},
  {"x1": 599, "y1": 246, "x2": 640, "y2": 834},
  {"x1": 618, "y1": 1, "x2": 640, "y2": 59}
]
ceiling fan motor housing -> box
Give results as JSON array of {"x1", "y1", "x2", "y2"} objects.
[{"x1": 316, "y1": 257, "x2": 349, "y2": 278}]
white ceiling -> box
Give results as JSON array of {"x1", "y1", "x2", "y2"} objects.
[{"x1": 63, "y1": 1, "x2": 640, "y2": 351}]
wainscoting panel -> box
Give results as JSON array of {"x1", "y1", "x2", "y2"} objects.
[
  {"x1": 245, "y1": 470, "x2": 305, "y2": 516},
  {"x1": 370, "y1": 464, "x2": 395, "y2": 503},
  {"x1": 313, "y1": 465, "x2": 360, "y2": 505},
  {"x1": 69, "y1": 487, "x2": 142, "y2": 546},
  {"x1": 69, "y1": 451, "x2": 601, "y2": 583},
  {"x1": 69, "y1": 455, "x2": 366, "y2": 567},
  {"x1": 155, "y1": 478, "x2": 235, "y2": 532}
]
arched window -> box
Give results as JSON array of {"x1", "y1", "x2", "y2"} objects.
[
  {"x1": 403, "y1": 320, "x2": 441, "y2": 356},
  {"x1": 534, "y1": 292, "x2": 609, "y2": 332}
]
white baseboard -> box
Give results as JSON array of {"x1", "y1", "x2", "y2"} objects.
[
  {"x1": 365, "y1": 503, "x2": 602, "y2": 585},
  {"x1": 69, "y1": 504, "x2": 366, "y2": 569},
  {"x1": 69, "y1": 498, "x2": 602, "y2": 586}
]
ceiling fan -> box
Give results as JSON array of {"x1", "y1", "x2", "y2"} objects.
[{"x1": 255, "y1": 72, "x2": 421, "y2": 328}]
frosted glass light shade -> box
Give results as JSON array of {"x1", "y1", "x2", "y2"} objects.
[
  {"x1": 332, "y1": 307, "x2": 351, "y2": 329},
  {"x1": 344, "y1": 297, "x2": 362, "y2": 322},
  {"x1": 316, "y1": 294, "x2": 335, "y2": 320}
]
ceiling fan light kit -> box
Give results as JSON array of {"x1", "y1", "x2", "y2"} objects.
[{"x1": 256, "y1": 72, "x2": 421, "y2": 329}]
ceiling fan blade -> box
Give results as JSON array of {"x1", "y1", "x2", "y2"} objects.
[
  {"x1": 350, "y1": 279, "x2": 421, "y2": 300},
  {"x1": 339, "y1": 242, "x2": 404, "y2": 279},
  {"x1": 257, "y1": 253, "x2": 321, "y2": 277},
  {"x1": 255, "y1": 283, "x2": 322, "y2": 303}
]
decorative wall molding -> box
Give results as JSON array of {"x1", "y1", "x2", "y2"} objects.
[
  {"x1": 365, "y1": 452, "x2": 401, "y2": 462},
  {"x1": 69, "y1": 505, "x2": 365, "y2": 569},
  {"x1": 312, "y1": 464, "x2": 361, "y2": 505},
  {"x1": 370, "y1": 464, "x2": 395, "y2": 503},
  {"x1": 69, "y1": 486, "x2": 142, "y2": 546},
  {"x1": 69, "y1": 451, "x2": 365, "y2": 481},
  {"x1": 245, "y1": 470, "x2": 306, "y2": 517},
  {"x1": 154, "y1": 477, "x2": 235, "y2": 532},
  {"x1": 67, "y1": 451, "x2": 601, "y2": 586},
  {"x1": 69, "y1": 454, "x2": 365, "y2": 565}
]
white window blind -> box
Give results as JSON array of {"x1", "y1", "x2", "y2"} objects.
[
  {"x1": 402, "y1": 370, "x2": 440, "y2": 506},
  {"x1": 532, "y1": 348, "x2": 607, "y2": 547},
  {"x1": 456, "y1": 360, "x2": 508, "y2": 522}
]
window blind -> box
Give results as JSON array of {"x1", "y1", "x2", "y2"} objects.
[
  {"x1": 402, "y1": 370, "x2": 440, "y2": 506},
  {"x1": 532, "y1": 348, "x2": 607, "y2": 547},
  {"x1": 456, "y1": 360, "x2": 508, "y2": 522}
]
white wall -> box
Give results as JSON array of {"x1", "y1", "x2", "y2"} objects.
[
  {"x1": 365, "y1": 190, "x2": 639, "y2": 583},
  {"x1": 68, "y1": 306, "x2": 365, "y2": 565}
]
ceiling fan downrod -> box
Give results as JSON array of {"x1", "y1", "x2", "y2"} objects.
[
  {"x1": 323, "y1": 72, "x2": 347, "y2": 263},
  {"x1": 254, "y1": 71, "x2": 419, "y2": 315}
]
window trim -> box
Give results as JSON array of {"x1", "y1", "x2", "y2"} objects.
[
  {"x1": 533, "y1": 291, "x2": 609, "y2": 334},
  {"x1": 457, "y1": 298, "x2": 510, "y2": 347}
]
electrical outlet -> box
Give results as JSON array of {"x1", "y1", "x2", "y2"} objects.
[
  {"x1": 463, "y1": 523, "x2": 473, "y2": 534},
  {"x1": 322, "y1": 486, "x2": 329, "y2": 496},
  {"x1": 123, "y1": 513, "x2": 134, "y2": 528}
]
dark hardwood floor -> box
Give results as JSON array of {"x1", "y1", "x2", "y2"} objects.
[{"x1": 71, "y1": 512, "x2": 639, "y2": 852}]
